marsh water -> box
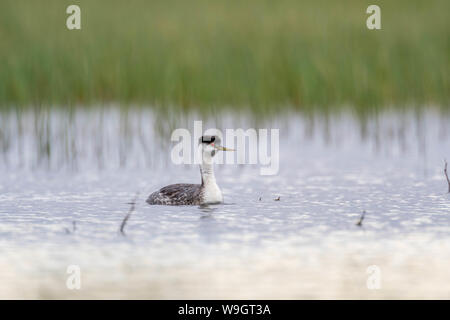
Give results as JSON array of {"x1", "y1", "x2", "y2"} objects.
[{"x1": 0, "y1": 108, "x2": 449, "y2": 299}]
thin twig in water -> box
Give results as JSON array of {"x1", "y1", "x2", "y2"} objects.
[
  {"x1": 444, "y1": 160, "x2": 450, "y2": 193},
  {"x1": 356, "y1": 211, "x2": 366, "y2": 227},
  {"x1": 120, "y1": 192, "x2": 140, "y2": 236},
  {"x1": 64, "y1": 221, "x2": 77, "y2": 234}
]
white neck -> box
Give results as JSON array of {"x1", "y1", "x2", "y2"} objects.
[
  {"x1": 199, "y1": 151, "x2": 223, "y2": 203},
  {"x1": 200, "y1": 157, "x2": 216, "y2": 185}
]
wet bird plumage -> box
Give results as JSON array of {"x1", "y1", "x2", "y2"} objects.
[
  {"x1": 147, "y1": 183, "x2": 203, "y2": 205},
  {"x1": 146, "y1": 135, "x2": 233, "y2": 206}
]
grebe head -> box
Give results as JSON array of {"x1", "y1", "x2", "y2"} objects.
[{"x1": 198, "y1": 135, "x2": 234, "y2": 164}]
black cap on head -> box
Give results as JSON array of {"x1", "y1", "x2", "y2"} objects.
[{"x1": 199, "y1": 135, "x2": 220, "y2": 144}]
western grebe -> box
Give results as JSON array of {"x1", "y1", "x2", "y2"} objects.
[{"x1": 146, "y1": 135, "x2": 234, "y2": 205}]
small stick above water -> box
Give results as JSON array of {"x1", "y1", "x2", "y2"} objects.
[
  {"x1": 356, "y1": 210, "x2": 366, "y2": 227},
  {"x1": 120, "y1": 192, "x2": 140, "y2": 236},
  {"x1": 64, "y1": 221, "x2": 77, "y2": 234},
  {"x1": 444, "y1": 160, "x2": 450, "y2": 193}
]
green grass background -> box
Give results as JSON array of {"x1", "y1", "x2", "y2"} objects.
[{"x1": 0, "y1": 0, "x2": 449, "y2": 113}]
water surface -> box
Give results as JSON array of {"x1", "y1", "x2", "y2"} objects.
[{"x1": 0, "y1": 108, "x2": 449, "y2": 298}]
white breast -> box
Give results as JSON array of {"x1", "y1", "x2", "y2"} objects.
[{"x1": 202, "y1": 181, "x2": 223, "y2": 204}]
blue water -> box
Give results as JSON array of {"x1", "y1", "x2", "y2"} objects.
[{"x1": 0, "y1": 109, "x2": 449, "y2": 298}]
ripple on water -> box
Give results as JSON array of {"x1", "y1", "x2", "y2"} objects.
[{"x1": 0, "y1": 110, "x2": 449, "y2": 298}]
